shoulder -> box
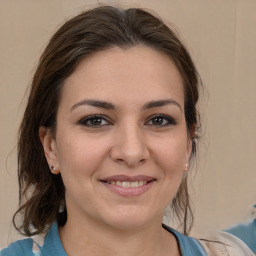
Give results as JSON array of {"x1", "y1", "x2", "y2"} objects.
[
  {"x1": 1, "y1": 222, "x2": 67, "y2": 256},
  {"x1": 0, "y1": 224, "x2": 50, "y2": 256},
  {"x1": 0, "y1": 238, "x2": 34, "y2": 256},
  {"x1": 198, "y1": 231, "x2": 255, "y2": 256},
  {"x1": 226, "y1": 218, "x2": 256, "y2": 237},
  {"x1": 163, "y1": 225, "x2": 208, "y2": 255},
  {"x1": 225, "y1": 208, "x2": 256, "y2": 253}
]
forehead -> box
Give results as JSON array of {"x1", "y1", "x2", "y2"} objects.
[{"x1": 60, "y1": 46, "x2": 184, "y2": 110}]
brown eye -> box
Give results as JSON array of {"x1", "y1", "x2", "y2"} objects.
[
  {"x1": 151, "y1": 116, "x2": 165, "y2": 125},
  {"x1": 89, "y1": 117, "x2": 104, "y2": 126},
  {"x1": 146, "y1": 114, "x2": 176, "y2": 126},
  {"x1": 79, "y1": 115, "x2": 111, "y2": 127}
]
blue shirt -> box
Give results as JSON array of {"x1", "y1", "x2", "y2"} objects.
[
  {"x1": 1, "y1": 222, "x2": 207, "y2": 256},
  {"x1": 225, "y1": 218, "x2": 256, "y2": 254}
]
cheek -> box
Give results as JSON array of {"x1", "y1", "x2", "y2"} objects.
[
  {"x1": 56, "y1": 133, "x2": 110, "y2": 180},
  {"x1": 151, "y1": 135, "x2": 187, "y2": 207},
  {"x1": 55, "y1": 136, "x2": 110, "y2": 207},
  {"x1": 153, "y1": 135, "x2": 188, "y2": 173}
]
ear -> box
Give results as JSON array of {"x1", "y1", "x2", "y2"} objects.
[
  {"x1": 39, "y1": 126, "x2": 60, "y2": 174},
  {"x1": 185, "y1": 124, "x2": 195, "y2": 171},
  {"x1": 185, "y1": 139, "x2": 192, "y2": 170}
]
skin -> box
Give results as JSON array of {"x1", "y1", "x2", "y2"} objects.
[{"x1": 40, "y1": 46, "x2": 192, "y2": 256}]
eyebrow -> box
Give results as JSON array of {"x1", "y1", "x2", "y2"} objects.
[
  {"x1": 70, "y1": 99, "x2": 115, "y2": 112},
  {"x1": 143, "y1": 99, "x2": 182, "y2": 112},
  {"x1": 70, "y1": 99, "x2": 182, "y2": 112}
]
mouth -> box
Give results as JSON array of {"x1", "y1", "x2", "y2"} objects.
[
  {"x1": 102, "y1": 180, "x2": 149, "y2": 188},
  {"x1": 99, "y1": 175, "x2": 156, "y2": 196}
]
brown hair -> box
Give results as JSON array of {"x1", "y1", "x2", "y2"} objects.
[{"x1": 14, "y1": 5, "x2": 200, "y2": 236}]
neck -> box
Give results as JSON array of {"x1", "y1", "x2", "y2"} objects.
[{"x1": 59, "y1": 213, "x2": 180, "y2": 256}]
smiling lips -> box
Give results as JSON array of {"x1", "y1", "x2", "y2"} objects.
[
  {"x1": 107, "y1": 180, "x2": 147, "y2": 188},
  {"x1": 100, "y1": 175, "x2": 156, "y2": 196}
]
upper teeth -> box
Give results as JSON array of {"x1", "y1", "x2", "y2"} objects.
[{"x1": 107, "y1": 181, "x2": 147, "y2": 188}]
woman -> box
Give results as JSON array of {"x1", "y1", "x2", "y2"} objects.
[{"x1": 0, "y1": 6, "x2": 253, "y2": 256}]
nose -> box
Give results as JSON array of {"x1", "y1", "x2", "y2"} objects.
[{"x1": 110, "y1": 123, "x2": 150, "y2": 167}]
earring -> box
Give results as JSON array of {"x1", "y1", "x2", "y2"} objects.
[
  {"x1": 185, "y1": 163, "x2": 189, "y2": 172},
  {"x1": 50, "y1": 165, "x2": 60, "y2": 174}
]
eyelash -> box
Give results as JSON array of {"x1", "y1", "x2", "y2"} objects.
[
  {"x1": 78, "y1": 114, "x2": 176, "y2": 128},
  {"x1": 78, "y1": 115, "x2": 112, "y2": 127},
  {"x1": 145, "y1": 114, "x2": 177, "y2": 127}
]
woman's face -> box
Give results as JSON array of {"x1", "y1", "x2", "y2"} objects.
[{"x1": 42, "y1": 46, "x2": 192, "y2": 230}]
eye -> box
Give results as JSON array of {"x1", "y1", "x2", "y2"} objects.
[
  {"x1": 146, "y1": 114, "x2": 177, "y2": 126},
  {"x1": 78, "y1": 115, "x2": 111, "y2": 127}
]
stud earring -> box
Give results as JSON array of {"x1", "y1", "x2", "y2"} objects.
[
  {"x1": 50, "y1": 165, "x2": 60, "y2": 174},
  {"x1": 185, "y1": 163, "x2": 189, "y2": 172}
]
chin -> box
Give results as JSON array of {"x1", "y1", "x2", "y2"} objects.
[{"x1": 101, "y1": 208, "x2": 160, "y2": 231}]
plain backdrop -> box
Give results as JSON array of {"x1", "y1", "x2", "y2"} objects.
[{"x1": 1, "y1": 0, "x2": 256, "y2": 247}]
